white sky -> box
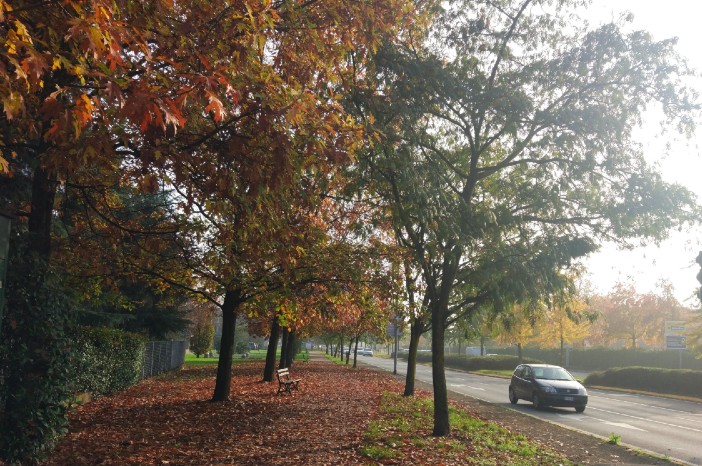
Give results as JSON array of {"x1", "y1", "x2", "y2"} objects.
[{"x1": 577, "y1": 0, "x2": 702, "y2": 305}]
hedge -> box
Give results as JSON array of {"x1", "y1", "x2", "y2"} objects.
[
  {"x1": 407, "y1": 352, "x2": 541, "y2": 372},
  {"x1": 498, "y1": 347, "x2": 702, "y2": 371},
  {"x1": 72, "y1": 327, "x2": 147, "y2": 397},
  {"x1": 585, "y1": 367, "x2": 702, "y2": 398}
]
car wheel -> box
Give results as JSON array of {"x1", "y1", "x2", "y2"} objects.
[
  {"x1": 575, "y1": 406, "x2": 585, "y2": 413},
  {"x1": 509, "y1": 387, "x2": 518, "y2": 404},
  {"x1": 532, "y1": 393, "x2": 543, "y2": 410}
]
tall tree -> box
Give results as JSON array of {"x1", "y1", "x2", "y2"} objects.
[
  {"x1": 357, "y1": 0, "x2": 700, "y2": 436},
  {"x1": 590, "y1": 282, "x2": 666, "y2": 348},
  {"x1": 531, "y1": 296, "x2": 593, "y2": 365},
  {"x1": 1, "y1": 0, "x2": 424, "y2": 457}
]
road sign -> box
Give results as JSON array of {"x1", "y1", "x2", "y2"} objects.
[
  {"x1": 666, "y1": 335, "x2": 686, "y2": 349},
  {"x1": 664, "y1": 321, "x2": 686, "y2": 350}
]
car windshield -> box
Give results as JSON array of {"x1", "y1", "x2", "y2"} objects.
[{"x1": 533, "y1": 367, "x2": 574, "y2": 381}]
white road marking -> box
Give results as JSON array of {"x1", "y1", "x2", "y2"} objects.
[
  {"x1": 603, "y1": 421, "x2": 647, "y2": 432},
  {"x1": 587, "y1": 406, "x2": 702, "y2": 433},
  {"x1": 589, "y1": 393, "x2": 698, "y2": 415}
]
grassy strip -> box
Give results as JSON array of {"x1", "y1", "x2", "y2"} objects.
[
  {"x1": 361, "y1": 392, "x2": 572, "y2": 465},
  {"x1": 472, "y1": 369, "x2": 585, "y2": 384},
  {"x1": 472, "y1": 369, "x2": 512, "y2": 378},
  {"x1": 184, "y1": 350, "x2": 310, "y2": 366}
]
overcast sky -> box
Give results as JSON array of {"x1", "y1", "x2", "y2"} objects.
[{"x1": 577, "y1": 0, "x2": 702, "y2": 305}]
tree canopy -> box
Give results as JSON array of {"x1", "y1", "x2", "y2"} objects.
[
  {"x1": 1, "y1": 0, "x2": 701, "y2": 460},
  {"x1": 355, "y1": 0, "x2": 700, "y2": 436}
]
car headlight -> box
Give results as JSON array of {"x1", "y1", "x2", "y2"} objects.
[
  {"x1": 541, "y1": 385, "x2": 557, "y2": 394},
  {"x1": 580, "y1": 387, "x2": 588, "y2": 396}
]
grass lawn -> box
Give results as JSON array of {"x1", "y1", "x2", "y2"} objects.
[
  {"x1": 364, "y1": 392, "x2": 572, "y2": 464},
  {"x1": 184, "y1": 349, "x2": 308, "y2": 366}
]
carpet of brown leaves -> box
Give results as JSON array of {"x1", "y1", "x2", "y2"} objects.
[{"x1": 40, "y1": 355, "x2": 672, "y2": 465}]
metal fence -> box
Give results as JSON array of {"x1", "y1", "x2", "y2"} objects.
[{"x1": 141, "y1": 340, "x2": 187, "y2": 379}]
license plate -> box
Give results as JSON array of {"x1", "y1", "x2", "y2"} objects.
[{"x1": 564, "y1": 396, "x2": 574, "y2": 401}]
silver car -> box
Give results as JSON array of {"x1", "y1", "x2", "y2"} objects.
[{"x1": 509, "y1": 363, "x2": 587, "y2": 412}]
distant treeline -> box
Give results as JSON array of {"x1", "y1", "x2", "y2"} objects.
[{"x1": 494, "y1": 347, "x2": 702, "y2": 371}]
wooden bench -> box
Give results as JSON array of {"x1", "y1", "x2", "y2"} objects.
[{"x1": 276, "y1": 368, "x2": 301, "y2": 395}]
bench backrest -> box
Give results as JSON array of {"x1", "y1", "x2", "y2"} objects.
[{"x1": 277, "y1": 368, "x2": 291, "y2": 381}]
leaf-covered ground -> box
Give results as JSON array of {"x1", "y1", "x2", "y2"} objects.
[{"x1": 41, "y1": 355, "x2": 670, "y2": 465}]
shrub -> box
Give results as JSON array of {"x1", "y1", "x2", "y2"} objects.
[
  {"x1": 73, "y1": 327, "x2": 147, "y2": 397},
  {"x1": 190, "y1": 319, "x2": 215, "y2": 357},
  {"x1": 519, "y1": 347, "x2": 702, "y2": 371},
  {"x1": 410, "y1": 352, "x2": 541, "y2": 371},
  {"x1": 585, "y1": 367, "x2": 702, "y2": 398},
  {"x1": 0, "y1": 255, "x2": 77, "y2": 463}
]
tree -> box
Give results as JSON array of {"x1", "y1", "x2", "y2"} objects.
[
  {"x1": 1, "y1": 0, "x2": 423, "y2": 458},
  {"x1": 402, "y1": 259, "x2": 431, "y2": 396},
  {"x1": 531, "y1": 295, "x2": 593, "y2": 365},
  {"x1": 590, "y1": 282, "x2": 669, "y2": 348},
  {"x1": 493, "y1": 302, "x2": 539, "y2": 362},
  {"x1": 0, "y1": 1, "x2": 196, "y2": 460},
  {"x1": 189, "y1": 303, "x2": 216, "y2": 357},
  {"x1": 358, "y1": 0, "x2": 700, "y2": 436}
]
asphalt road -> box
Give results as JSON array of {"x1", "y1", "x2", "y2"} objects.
[{"x1": 356, "y1": 355, "x2": 702, "y2": 466}]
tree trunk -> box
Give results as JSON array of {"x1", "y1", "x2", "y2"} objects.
[
  {"x1": 336, "y1": 334, "x2": 344, "y2": 358},
  {"x1": 430, "y1": 250, "x2": 459, "y2": 437},
  {"x1": 211, "y1": 290, "x2": 241, "y2": 402},
  {"x1": 263, "y1": 314, "x2": 280, "y2": 382},
  {"x1": 516, "y1": 342, "x2": 523, "y2": 363},
  {"x1": 28, "y1": 165, "x2": 57, "y2": 259},
  {"x1": 559, "y1": 331, "x2": 564, "y2": 367},
  {"x1": 480, "y1": 335, "x2": 485, "y2": 356},
  {"x1": 352, "y1": 335, "x2": 359, "y2": 368},
  {"x1": 279, "y1": 327, "x2": 289, "y2": 369},
  {"x1": 404, "y1": 317, "x2": 424, "y2": 396},
  {"x1": 431, "y1": 307, "x2": 450, "y2": 436},
  {"x1": 346, "y1": 337, "x2": 353, "y2": 364},
  {"x1": 285, "y1": 330, "x2": 295, "y2": 368}
]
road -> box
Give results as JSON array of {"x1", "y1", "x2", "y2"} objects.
[{"x1": 357, "y1": 356, "x2": 702, "y2": 466}]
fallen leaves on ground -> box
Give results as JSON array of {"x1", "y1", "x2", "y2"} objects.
[
  {"x1": 41, "y1": 357, "x2": 664, "y2": 465},
  {"x1": 46, "y1": 360, "x2": 400, "y2": 465}
]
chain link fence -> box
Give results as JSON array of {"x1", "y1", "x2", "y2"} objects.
[{"x1": 141, "y1": 340, "x2": 187, "y2": 379}]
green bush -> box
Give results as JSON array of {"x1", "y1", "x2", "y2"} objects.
[
  {"x1": 518, "y1": 347, "x2": 702, "y2": 371},
  {"x1": 410, "y1": 352, "x2": 541, "y2": 371},
  {"x1": 73, "y1": 327, "x2": 147, "y2": 396},
  {"x1": 0, "y1": 255, "x2": 77, "y2": 463},
  {"x1": 190, "y1": 319, "x2": 215, "y2": 357},
  {"x1": 584, "y1": 367, "x2": 702, "y2": 398},
  {"x1": 235, "y1": 341, "x2": 248, "y2": 354}
]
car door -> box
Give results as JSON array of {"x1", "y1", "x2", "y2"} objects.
[{"x1": 516, "y1": 366, "x2": 533, "y2": 398}]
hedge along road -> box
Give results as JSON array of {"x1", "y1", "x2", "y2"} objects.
[{"x1": 357, "y1": 356, "x2": 702, "y2": 466}]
